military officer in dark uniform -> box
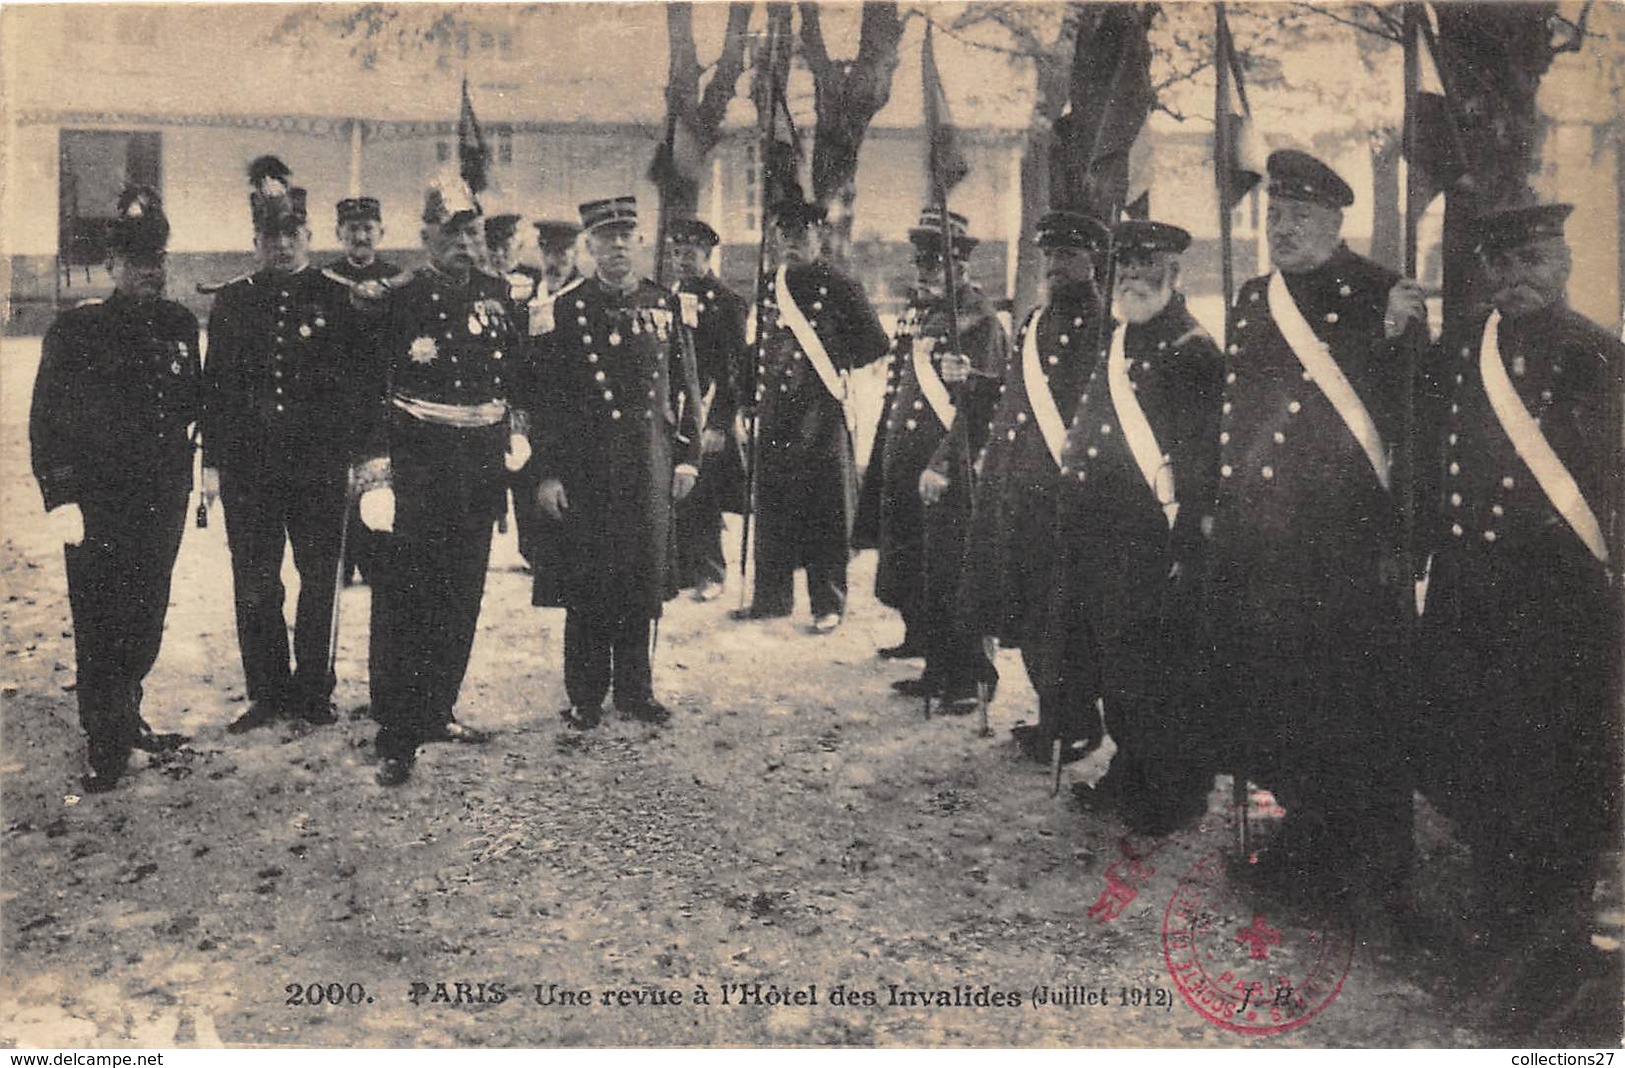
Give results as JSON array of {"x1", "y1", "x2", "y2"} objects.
[
  {"x1": 1205, "y1": 150, "x2": 1428, "y2": 907},
  {"x1": 506, "y1": 220, "x2": 583, "y2": 572},
  {"x1": 1051, "y1": 220, "x2": 1223, "y2": 834},
  {"x1": 1416, "y1": 200, "x2": 1622, "y2": 1031},
  {"x1": 326, "y1": 195, "x2": 401, "y2": 588},
  {"x1": 961, "y1": 210, "x2": 1107, "y2": 760},
  {"x1": 853, "y1": 313, "x2": 916, "y2": 657},
  {"x1": 534, "y1": 220, "x2": 584, "y2": 298},
  {"x1": 486, "y1": 213, "x2": 544, "y2": 304},
  {"x1": 328, "y1": 196, "x2": 402, "y2": 291},
  {"x1": 733, "y1": 198, "x2": 889, "y2": 632},
  {"x1": 528, "y1": 196, "x2": 703, "y2": 729},
  {"x1": 876, "y1": 208, "x2": 1006, "y2": 708},
  {"x1": 667, "y1": 217, "x2": 748, "y2": 601},
  {"x1": 201, "y1": 179, "x2": 374, "y2": 733},
  {"x1": 359, "y1": 177, "x2": 525, "y2": 785},
  {"x1": 31, "y1": 187, "x2": 199, "y2": 792}
]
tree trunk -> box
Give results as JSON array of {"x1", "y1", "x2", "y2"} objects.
[
  {"x1": 1368, "y1": 128, "x2": 1402, "y2": 272},
  {"x1": 655, "y1": 2, "x2": 754, "y2": 259},
  {"x1": 1432, "y1": 2, "x2": 1557, "y2": 336},
  {"x1": 798, "y1": 0, "x2": 905, "y2": 264}
]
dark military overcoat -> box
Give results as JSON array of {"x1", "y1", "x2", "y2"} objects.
[{"x1": 528, "y1": 276, "x2": 703, "y2": 620}]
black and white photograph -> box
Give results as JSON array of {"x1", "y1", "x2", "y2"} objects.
[{"x1": 1, "y1": 0, "x2": 1622, "y2": 1051}]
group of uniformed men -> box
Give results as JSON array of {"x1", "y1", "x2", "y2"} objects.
[{"x1": 30, "y1": 145, "x2": 1621, "y2": 1029}]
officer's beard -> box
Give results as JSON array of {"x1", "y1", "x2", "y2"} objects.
[{"x1": 1114, "y1": 275, "x2": 1175, "y2": 325}]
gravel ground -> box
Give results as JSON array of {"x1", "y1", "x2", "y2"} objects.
[{"x1": 1, "y1": 335, "x2": 1616, "y2": 1048}]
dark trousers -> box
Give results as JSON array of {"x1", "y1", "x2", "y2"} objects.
[
  {"x1": 674, "y1": 471, "x2": 727, "y2": 590},
  {"x1": 752, "y1": 434, "x2": 852, "y2": 619},
  {"x1": 65, "y1": 487, "x2": 189, "y2": 751},
  {"x1": 920, "y1": 505, "x2": 993, "y2": 693},
  {"x1": 897, "y1": 606, "x2": 922, "y2": 650},
  {"x1": 563, "y1": 610, "x2": 653, "y2": 710},
  {"x1": 343, "y1": 500, "x2": 376, "y2": 584},
  {"x1": 370, "y1": 512, "x2": 494, "y2": 759},
  {"x1": 752, "y1": 558, "x2": 846, "y2": 619},
  {"x1": 219, "y1": 463, "x2": 348, "y2": 710}
]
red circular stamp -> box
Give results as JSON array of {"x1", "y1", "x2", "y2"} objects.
[{"x1": 1161, "y1": 852, "x2": 1355, "y2": 1036}]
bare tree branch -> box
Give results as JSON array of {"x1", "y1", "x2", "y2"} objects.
[
  {"x1": 1288, "y1": 1, "x2": 1402, "y2": 43},
  {"x1": 1153, "y1": 56, "x2": 1212, "y2": 94},
  {"x1": 1549, "y1": 0, "x2": 1593, "y2": 54},
  {"x1": 928, "y1": 15, "x2": 1047, "y2": 62},
  {"x1": 695, "y1": 2, "x2": 755, "y2": 134}
]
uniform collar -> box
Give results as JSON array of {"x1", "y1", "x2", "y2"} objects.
[
  {"x1": 594, "y1": 272, "x2": 642, "y2": 298},
  {"x1": 1120, "y1": 291, "x2": 1189, "y2": 339}
]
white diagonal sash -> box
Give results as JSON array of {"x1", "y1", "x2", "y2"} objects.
[
  {"x1": 1480, "y1": 310, "x2": 1608, "y2": 563},
  {"x1": 911, "y1": 335, "x2": 955, "y2": 430},
  {"x1": 1267, "y1": 271, "x2": 1391, "y2": 490},
  {"x1": 1020, "y1": 309, "x2": 1066, "y2": 467},
  {"x1": 1107, "y1": 323, "x2": 1178, "y2": 528},
  {"x1": 775, "y1": 265, "x2": 853, "y2": 433}
]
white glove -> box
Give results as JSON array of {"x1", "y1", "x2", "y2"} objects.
[
  {"x1": 48, "y1": 504, "x2": 85, "y2": 547},
  {"x1": 359, "y1": 487, "x2": 396, "y2": 533},
  {"x1": 504, "y1": 433, "x2": 532, "y2": 473}
]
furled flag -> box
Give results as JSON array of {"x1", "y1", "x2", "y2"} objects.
[
  {"x1": 753, "y1": 29, "x2": 804, "y2": 213},
  {"x1": 1404, "y1": 6, "x2": 1465, "y2": 220},
  {"x1": 648, "y1": 115, "x2": 706, "y2": 193},
  {"x1": 1050, "y1": 3, "x2": 1156, "y2": 220},
  {"x1": 1215, "y1": 4, "x2": 1267, "y2": 212},
  {"x1": 923, "y1": 22, "x2": 969, "y2": 200},
  {"x1": 458, "y1": 77, "x2": 489, "y2": 198}
]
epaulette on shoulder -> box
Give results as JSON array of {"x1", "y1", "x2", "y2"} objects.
[
  {"x1": 73, "y1": 297, "x2": 105, "y2": 309},
  {"x1": 196, "y1": 273, "x2": 255, "y2": 296}
]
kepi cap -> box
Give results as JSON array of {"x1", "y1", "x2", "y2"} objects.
[
  {"x1": 1036, "y1": 210, "x2": 1110, "y2": 251},
  {"x1": 1267, "y1": 149, "x2": 1354, "y2": 209},
  {"x1": 1113, "y1": 219, "x2": 1191, "y2": 258},
  {"x1": 336, "y1": 196, "x2": 381, "y2": 224},
  {"x1": 484, "y1": 213, "x2": 523, "y2": 246},
  {"x1": 768, "y1": 197, "x2": 827, "y2": 234},
  {"x1": 668, "y1": 217, "x2": 720, "y2": 249},
  {"x1": 579, "y1": 196, "x2": 638, "y2": 233},
  {"x1": 533, "y1": 219, "x2": 581, "y2": 249},
  {"x1": 1473, "y1": 201, "x2": 1573, "y2": 255},
  {"x1": 908, "y1": 206, "x2": 978, "y2": 256}
]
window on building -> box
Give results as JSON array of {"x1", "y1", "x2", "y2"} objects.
[
  {"x1": 436, "y1": 141, "x2": 451, "y2": 164},
  {"x1": 498, "y1": 129, "x2": 513, "y2": 166},
  {"x1": 58, "y1": 129, "x2": 161, "y2": 277}
]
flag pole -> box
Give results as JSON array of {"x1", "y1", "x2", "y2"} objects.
[
  {"x1": 654, "y1": 106, "x2": 679, "y2": 290},
  {"x1": 1403, "y1": 6, "x2": 1421, "y2": 279},
  {"x1": 1215, "y1": 4, "x2": 1236, "y2": 325},
  {"x1": 1214, "y1": 0, "x2": 1250, "y2": 858},
  {"x1": 738, "y1": 14, "x2": 781, "y2": 608}
]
